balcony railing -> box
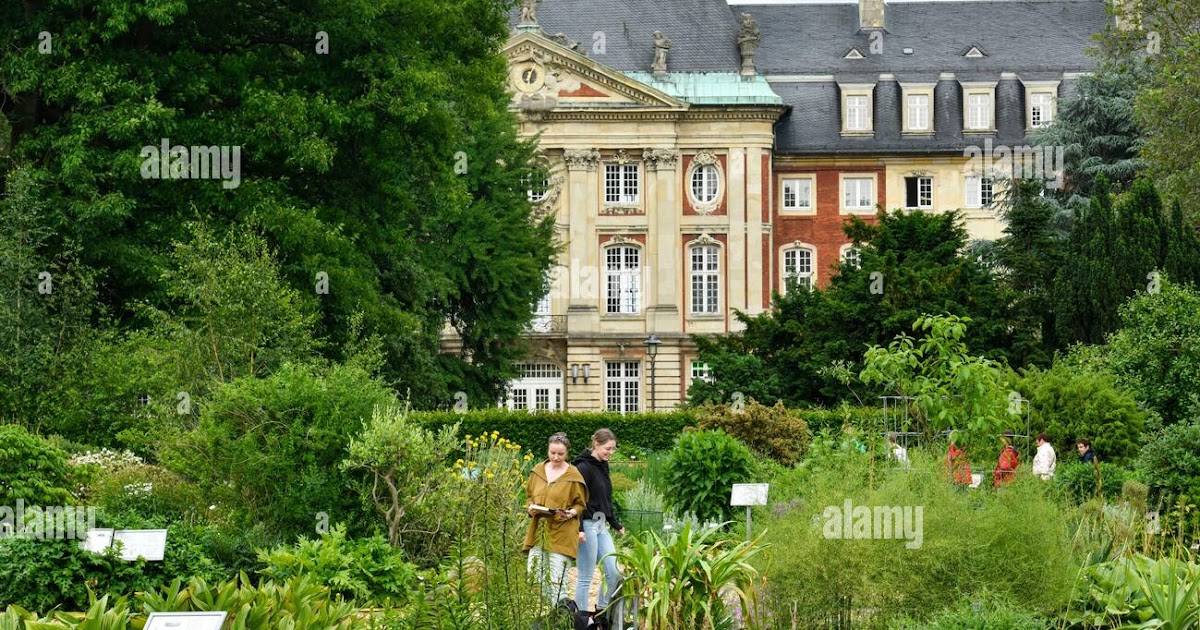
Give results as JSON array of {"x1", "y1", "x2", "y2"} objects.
[{"x1": 525, "y1": 315, "x2": 567, "y2": 335}]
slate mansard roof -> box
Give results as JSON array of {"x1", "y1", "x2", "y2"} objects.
[{"x1": 514, "y1": 0, "x2": 1111, "y2": 154}]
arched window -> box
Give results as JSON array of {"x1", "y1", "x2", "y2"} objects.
[
  {"x1": 689, "y1": 244, "x2": 720, "y2": 314},
  {"x1": 782, "y1": 246, "x2": 815, "y2": 293},
  {"x1": 840, "y1": 244, "x2": 861, "y2": 269},
  {"x1": 604, "y1": 245, "x2": 641, "y2": 314}
]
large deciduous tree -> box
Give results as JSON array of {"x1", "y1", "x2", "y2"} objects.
[{"x1": 0, "y1": 0, "x2": 555, "y2": 411}]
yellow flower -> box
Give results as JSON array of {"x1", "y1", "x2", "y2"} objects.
[
  {"x1": 454, "y1": 459, "x2": 464, "y2": 467},
  {"x1": 485, "y1": 471, "x2": 495, "y2": 480},
  {"x1": 523, "y1": 454, "x2": 533, "y2": 461}
]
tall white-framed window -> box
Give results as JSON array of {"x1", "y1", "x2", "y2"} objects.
[
  {"x1": 606, "y1": 361, "x2": 641, "y2": 414},
  {"x1": 689, "y1": 244, "x2": 720, "y2": 314},
  {"x1": 845, "y1": 95, "x2": 870, "y2": 132},
  {"x1": 840, "y1": 244, "x2": 862, "y2": 269},
  {"x1": 604, "y1": 163, "x2": 639, "y2": 204},
  {"x1": 690, "y1": 361, "x2": 714, "y2": 385},
  {"x1": 781, "y1": 177, "x2": 814, "y2": 213},
  {"x1": 841, "y1": 175, "x2": 876, "y2": 213},
  {"x1": 906, "y1": 94, "x2": 931, "y2": 132},
  {"x1": 1030, "y1": 92, "x2": 1054, "y2": 128},
  {"x1": 782, "y1": 246, "x2": 815, "y2": 293},
  {"x1": 690, "y1": 164, "x2": 720, "y2": 204},
  {"x1": 904, "y1": 176, "x2": 934, "y2": 209},
  {"x1": 965, "y1": 91, "x2": 994, "y2": 131},
  {"x1": 604, "y1": 245, "x2": 641, "y2": 314},
  {"x1": 964, "y1": 174, "x2": 995, "y2": 208}
]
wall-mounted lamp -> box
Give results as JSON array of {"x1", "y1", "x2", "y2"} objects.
[{"x1": 571, "y1": 363, "x2": 591, "y2": 384}]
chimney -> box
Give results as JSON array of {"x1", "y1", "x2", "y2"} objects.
[{"x1": 859, "y1": 0, "x2": 886, "y2": 31}]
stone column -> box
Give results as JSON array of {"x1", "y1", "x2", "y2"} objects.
[
  {"x1": 644, "y1": 148, "x2": 680, "y2": 333},
  {"x1": 745, "y1": 147, "x2": 765, "y2": 316},
  {"x1": 727, "y1": 148, "x2": 748, "y2": 322},
  {"x1": 563, "y1": 149, "x2": 600, "y2": 334}
]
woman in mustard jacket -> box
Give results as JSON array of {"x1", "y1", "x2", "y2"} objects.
[{"x1": 523, "y1": 432, "x2": 588, "y2": 605}]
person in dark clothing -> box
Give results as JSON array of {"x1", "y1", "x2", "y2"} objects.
[
  {"x1": 572, "y1": 428, "x2": 625, "y2": 627},
  {"x1": 1077, "y1": 438, "x2": 1097, "y2": 464}
]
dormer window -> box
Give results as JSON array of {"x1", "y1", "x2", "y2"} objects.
[
  {"x1": 901, "y1": 84, "x2": 936, "y2": 134},
  {"x1": 960, "y1": 82, "x2": 997, "y2": 133},
  {"x1": 840, "y1": 84, "x2": 875, "y2": 135},
  {"x1": 1023, "y1": 80, "x2": 1061, "y2": 130}
]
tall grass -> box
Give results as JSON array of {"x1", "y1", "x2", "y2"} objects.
[{"x1": 758, "y1": 447, "x2": 1077, "y2": 628}]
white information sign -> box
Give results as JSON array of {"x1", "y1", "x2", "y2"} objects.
[
  {"x1": 112, "y1": 529, "x2": 168, "y2": 561},
  {"x1": 145, "y1": 612, "x2": 228, "y2": 630},
  {"x1": 79, "y1": 528, "x2": 115, "y2": 554},
  {"x1": 730, "y1": 483, "x2": 769, "y2": 506}
]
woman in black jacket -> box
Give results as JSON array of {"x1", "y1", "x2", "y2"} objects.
[{"x1": 572, "y1": 428, "x2": 625, "y2": 623}]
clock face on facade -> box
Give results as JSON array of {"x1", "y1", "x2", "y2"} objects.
[{"x1": 513, "y1": 63, "x2": 545, "y2": 93}]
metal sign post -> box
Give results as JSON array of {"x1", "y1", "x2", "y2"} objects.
[{"x1": 730, "y1": 483, "x2": 769, "y2": 542}]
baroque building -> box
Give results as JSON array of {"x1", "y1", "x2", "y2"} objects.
[{"x1": 443, "y1": 0, "x2": 1109, "y2": 413}]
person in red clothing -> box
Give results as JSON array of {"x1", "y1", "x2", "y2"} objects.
[
  {"x1": 946, "y1": 433, "x2": 972, "y2": 486},
  {"x1": 993, "y1": 434, "x2": 1020, "y2": 487}
]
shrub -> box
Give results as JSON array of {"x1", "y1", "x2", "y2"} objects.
[
  {"x1": 258, "y1": 524, "x2": 416, "y2": 605},
  {"x1": 1014, "y1": 362, "x2": 1146, "y2": 465},
  {"x1": 697, "y1": 400, "x2": 812, "y2": 466},
  {"x1": 665, "y1": 430, "x2": 756, "y2": 524},
  {"x1": 0, "y1": 424, "x2": 73, "y2": 505},
  {"x1": 0, "y1": 523, "x2": 225, "y2": 611},
  {"x1": 161, "y1": 361, "x2": 398, "y2": 542},
  {"x1": 1054, "y1": 461, "x2": 1133, "y2": 504},
  {"x1": 414, "y1": 409, "x2": 696, "y2": 453},
  {"x1": 1135, "y1": 421, "x2": 1200, "y2": 504}
]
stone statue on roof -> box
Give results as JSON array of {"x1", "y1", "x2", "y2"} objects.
[
  {"x1": 519, "y1": 0, "x2": 540, "y2": 26},
  {"x1": 737, "y1": 13, "x2": 760, "y2": 76},
  {"x1": 652, "y1": 31, "x2": 673, "y2": 76}
]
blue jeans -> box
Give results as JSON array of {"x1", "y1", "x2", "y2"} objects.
[{"x1": 575, "y1": 518, "x2": 620, "y2": 612}]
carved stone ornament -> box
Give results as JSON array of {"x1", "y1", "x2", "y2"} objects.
[
  {"x1": 642, "y1": 148, "x2": 679, "y2": 170},
  {"x1": 518, "y1": 0, "x2": 540, "y2": 26},
  {"x1": 599, "y1": 206, "x2": 645, "y2": 216},
  {"x1": 562, "y1": 148, "x2": 600, "y2": 171},
  {"x1": 695, "y1": 233, "x2": 719, "y2": 246},
  {"x1": 608, "y1": 235, "x2": 631, "y2": 245},
  {"x1": 737, "y1": 13, "x2": 761, "y2": 76},
  {"x1": 612, "y1": 149, "x2": 636, "y2": 165},
  {"x1": 534, "y1": 174, "x2": 564, "y2": 218},
  {"x1": 652, "y1": 31, "x2": 673, "y2": 76},
  {"x1": 693, "y1": 149, "x2": 719, "y2": 166}
]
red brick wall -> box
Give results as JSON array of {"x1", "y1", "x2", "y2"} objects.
[{"x1": 770, "y1": 164, "x2": 883, "y2": 290}]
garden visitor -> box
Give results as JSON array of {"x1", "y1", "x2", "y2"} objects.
[
  {"x1": 946, "y1": 434, "x2": 972, "y2": 486},
  {"x1": 992, "y1": 434, "x2": 1019, "y2": 487},
  {"x1": 573, "y1": 428, "x2": 626, "y2": 628},
  {"x1": 887, "y1": 432, "x2": 910, "y2": 467},
  {"x1": 1077, "y1": 438, "x2": 1097, "y2": 464},
  {"x1": 1032, "y1": 433, "x2": 1056, "y2": 480},
  {"x1": 523, "y1": 432, "x2": 588, "y2": 607}
]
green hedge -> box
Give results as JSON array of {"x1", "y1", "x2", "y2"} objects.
[{"x1": 413, "y1": 406, "x2": 884, "y2": 454}]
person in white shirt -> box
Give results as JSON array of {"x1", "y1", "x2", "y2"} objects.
[
  {"x1": 887, "y1": 432, "x2": 910, "y2": 468},
  {"x1": 1032, "y1": 433, "x2": 1057, "y2": 480}
]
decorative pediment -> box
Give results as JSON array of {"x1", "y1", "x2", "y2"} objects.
[{"x1": 503, "y1": 32, "x2": 688, "y2": 114}]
